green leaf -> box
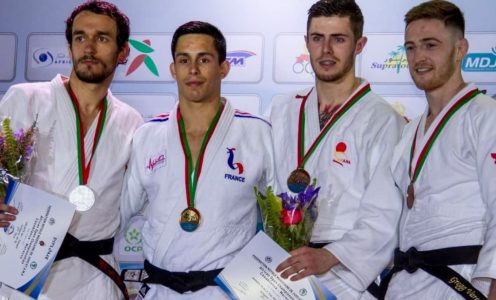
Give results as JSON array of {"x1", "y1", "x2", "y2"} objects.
[
  {"x1": 144, "y1": 56, "x2": 160, "y2": 77},
  {"x1": 129, "y1": 39, "x2": 154, "y2": 54}
]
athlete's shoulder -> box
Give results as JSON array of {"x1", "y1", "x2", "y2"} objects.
[
  {"x1": 234, "y1": 109, "x2": 271, "y2": 127},
  {"x1": 147, "y1": 113, "x2": 171, "y2": 123}
]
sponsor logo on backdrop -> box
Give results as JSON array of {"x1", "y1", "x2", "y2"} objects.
[
  {"x1": 463, "y1": 47, "x2": 496, "y2": 72},
  {"x1": 293, "y1": 53, "x2": 314, "y2": 75},
  {"x1": 226, "y1": 50, "x2": 256, "y2": 67},
  {"x1": 126, "y1": 39, "x2": 160, "y2": 77},
  {"x1": 224, "y1": 34, "x2": 263, "y2": 82},
  {"x1": 32, "y1": 48, "x2": 71, "y2": 67},
  {"x1": 370, "y1": 45, "x2": 408, "y2": 73},
  {"x1": 274, "y1": 34, "x2": 314, "y2": 83}
]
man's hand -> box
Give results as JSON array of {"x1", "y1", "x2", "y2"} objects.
[
  {"x1": 275, "y1": 246, "x2": 339, "y2": 281},
  {"x1": 0, "y1": 197, "x2": 18, "y2": 227}
]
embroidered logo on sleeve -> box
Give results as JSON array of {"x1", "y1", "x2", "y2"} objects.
[
  {"x1": 332, "y1": 142, "x2": 351, "y2": 166},
  {"x1": 491, "y1": 153, "x2": 496, "y2": 164},
  {"x1": 145, "y1": 151, "x2": 166, "y2": 174},
  {"x1": 225, "y1": 147, "x2": 246, "y2": 183}
]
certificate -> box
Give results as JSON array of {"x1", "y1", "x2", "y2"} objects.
[
  {"x1": 215, "y1": 231, "x2": 336, "y2": 300},
  {"x1": 0, "y1": 181, "x2": 76, "y2": 299}
]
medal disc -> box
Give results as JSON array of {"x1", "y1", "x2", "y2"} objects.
[
  {"x1": 287, "y1": 168, "x2": 311, "y2": 193},
  {"x1": 406, "y1": 183, "x2": 415, "y2": 209},
  {"x1": 179, "y1": 208, "x2": 201, "y2": 232},
  {"x1": 69, "y1": 185, "x2": 95, "y2": 212}
]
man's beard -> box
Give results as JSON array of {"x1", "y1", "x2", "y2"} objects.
[
  {"x1": 73, "y1": 55, "x2": 116, "y2": 84},
  {"x1": 312, "y1": 52, "x2": 354, "y2": 83}
]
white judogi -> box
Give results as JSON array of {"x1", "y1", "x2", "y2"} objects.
[
  {"x1": 269, "y1": 80, "x2": 404, "y2": 299},
  {"x1": 120, "y1": 100, "x2": 276, "y2": 299},
  {"x1": 0, "y1": 74, "x2": 143, "y2": 300},
  {"x1": 387, "y1": 84, "x2": 496, "y2": 299}
]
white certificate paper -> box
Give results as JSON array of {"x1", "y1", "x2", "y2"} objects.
[
  {"x1": 216, "y1": 231, "x2": 336, "y2": 300},
  {"x1": 0, "y1": 181, "x2": 75, "y2": 299}
]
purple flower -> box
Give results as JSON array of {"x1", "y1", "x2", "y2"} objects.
[
  {"x1": 0, "y1": 136, "x2": 3, "y2": 147},
  {"x1": 14, "y1": 129, "x2": 24, "y2": 141},
  {"x1": 25, "y1": 144, "x2": 34, "y2": 159},
  {"x1": 278, "y1": 184, "x2": 321, "y2": 211},
  {"x1": 279, "y1": 192, "x2": 299, "y2": 210}
]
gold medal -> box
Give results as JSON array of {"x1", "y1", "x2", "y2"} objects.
[
  {"x1": 179, "y1": 207, "x2": 201, "y2": 232},
  {"x1": 406, "y1": 183, "x2": 415, "y2": 209},
  {"x1": 287, "y1": 168, "x2": 311, "y2": 193}
]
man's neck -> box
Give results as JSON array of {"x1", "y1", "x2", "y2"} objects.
[
  {"x1": 315, "y1": 74, "x2": 360, "y2": 109},
  {"x1": 67, "y1": 73, "x2": 110, "y2": 114},
  {"x1": 425, "y1": 77, "x2": 467, "y2": 118},
  {"x1": 179, "y1": 97, "x2": 222, "y2": 134}
]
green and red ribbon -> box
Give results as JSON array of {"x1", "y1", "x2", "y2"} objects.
[
  {"x1": 67, "y1": 82, "x2": 108, "y2": 185},
  {"x1": 296, "y1": 84, "x2": 371, "y2": 168},
  {"x1": 177, "y1": 102, "x2": 224, "y2": 210},
  {"x1": 409, "y1": 88, "x2": 480, "y2": 182}
]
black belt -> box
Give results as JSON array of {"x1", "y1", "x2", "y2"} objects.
[
  {"x1": 368, "y1": 245, "x2": 485, "y2": 300},
  {"x1": 308, "y1": 242, "x2": 329, "y2": 248},
  {"x1": 55, "y1": 233, "x2": 129, "y2": 300},
  {"x1": 143, "y1": 259, "x2": 222, "y2": 294}
]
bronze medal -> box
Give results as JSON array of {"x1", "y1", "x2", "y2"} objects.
[
  {"x1": 406, "y1": 183, "x2": 415, "y2": 209},
  {"x1": 287, "y1": 168, "x2": 311, "y2": 193},
  {"x1": 179, "y1": 207, "x2": 201, "y2": 232}
]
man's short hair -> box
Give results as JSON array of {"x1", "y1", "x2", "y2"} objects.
[
  {"x1": 171, "y1": 21, "x2": 226, "y2": 64},
  {"x1": 405, "y1": 0, "x2": 465, "y2": 37},
  {"x1": 65, "y1": 0, "x2": 130, "y2": 50},
  {"x1": 307, "y1": 0, "x2": 364, "y2": 41}
]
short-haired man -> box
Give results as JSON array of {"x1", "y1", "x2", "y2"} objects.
[
  {"x1": 0, "y1": 1, "x2": 143, "y2": 299},
  {"x1": 381, "y1": 1, "x2": 496, "y2": 299},
  {"x1": 120, "y1": 21, "x2": 276, "y2": 299},
  {"x1": 270, "y1": 0, "x2": 404, "y2": 298}
]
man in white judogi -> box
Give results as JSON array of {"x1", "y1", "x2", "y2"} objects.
[
  {"x1": 0, "y1": 2, "x2": 143, "y2": 299},
  {"x1": 383, "y1": 1, "x2": 496, "y2": 299},
  {"x1": 120, "y1": 21, "x2": 276, "y2": 299},
  {"x1": 270, "y1": 1, "x2": 404, "y2": 299}
]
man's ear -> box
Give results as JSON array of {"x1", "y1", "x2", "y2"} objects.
[
  {"x1": 118, "y1": 42, "x2": 130, "y2": 64},
  {"x1": 170, "y1": 62, "x2": 177, "y2": 79},
  {"x1": 455, "y1": 37, "x2": 469, "y2": 63},
  {"x1": 354, "y1": 36, "x2": 367, "y2": 55},
  {"x1": 220, "y1": 60, "x2": 230, "y2": 79}
]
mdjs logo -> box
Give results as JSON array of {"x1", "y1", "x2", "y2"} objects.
[{"x1": 463, "y1": 47, "x2": 496, "y2": 72}]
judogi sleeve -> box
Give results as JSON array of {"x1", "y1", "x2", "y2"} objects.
[
  {"x1": 0, "y1": 84, "x2": 41, "y2": 130},
  {"x1": 325, "y1": 111, "x2": 404, "y2": 291},
  {"x1": 262, "y1": 125, "x2": 279, "y2": 193},
  {"x1": 120, "y1": 126, "x2": 148, "y2": 229},
  {"x1": 472, "y1": 103, "x2": 496, "y2": 282}
]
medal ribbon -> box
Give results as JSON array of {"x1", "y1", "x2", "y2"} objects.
[
  {"x1": 178, "y1": 102, "x2": 224, "y2": 209},
  {"x1": 409, "y1": 88, "x2": 480, "y2": 182},
  {"x1": 296, "y1": 84, "x2": 371, "y2": 168},
  {"x1": 67, "y1": 83, "x2": 108, "y2": 185}
]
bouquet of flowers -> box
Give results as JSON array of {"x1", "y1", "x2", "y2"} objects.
[
  {"x1": 0, "y1": 117, "x2": 37, "y2": 197},
  {"x1": 255, "y1": 180, "x2": 320, "y2": 252}
]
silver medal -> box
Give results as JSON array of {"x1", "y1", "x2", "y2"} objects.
[{"x1": 69, "y1": 185, "x2": 95, "y2": 211}]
